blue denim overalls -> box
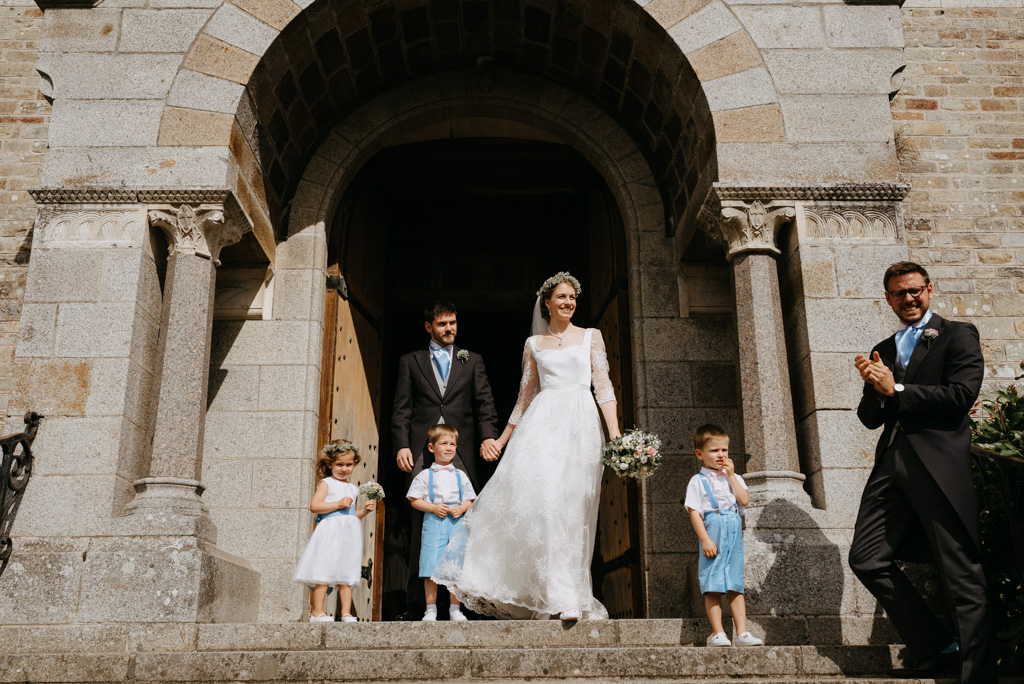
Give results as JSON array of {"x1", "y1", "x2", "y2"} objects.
[
  {"x1": 419, "y1": 468, "x2": 464, "y2": 577},
  {"x1": 696, "y1": 472, "x2": 744, "y2": 594}
]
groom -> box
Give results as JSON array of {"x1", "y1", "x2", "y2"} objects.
[
  {"x1": 391, "y1": 300, "x2": 499, "y2": 613},
  {"x1": 849, "y1": 262, "x2": 993, "y2": 682}
]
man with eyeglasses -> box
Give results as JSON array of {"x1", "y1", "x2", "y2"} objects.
[{"x1": 849, "y1": 262, "x2": 993, "y2": 683}]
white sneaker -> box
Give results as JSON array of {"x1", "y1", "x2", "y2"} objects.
[
  {"x1": 708, "y1": 632, "x2": 731, "y2": 647},
  {"x1": 422, "y1": 611, "x2": 437, "y2": 622},
  {"x1": 449, "y1": 609, "x2": 468, "y2": 622},
  {"x1": 734, "y1": 631, "x2": 763, "y2": 647},
  {"x1": 341, "y1": 614, "x2": 358, "y2": 623},
  {"x1": 309, "y1": 613, "x2": 333, "y2": 623}
]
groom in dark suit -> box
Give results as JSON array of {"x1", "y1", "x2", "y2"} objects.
[
  {"x1": 849, "y1": 262, "x2": 994, "y2": 683},
  {"x1": 392, "y1": 300, "x2": 499, "y2": 614}
]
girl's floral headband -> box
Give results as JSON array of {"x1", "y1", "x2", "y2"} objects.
[
  {"x1": 536, "y1": 271, "x2": 582, "y2": 298},
  {"x1": 324, "y1": 441, "x2": 360, "y2": 455}
]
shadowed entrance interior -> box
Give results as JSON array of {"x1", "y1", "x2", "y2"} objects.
[{"x1": 320, "y1": 131, "x2": 642, "y2": 619}]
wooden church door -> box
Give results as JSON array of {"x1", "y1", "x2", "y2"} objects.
[
  {"x1": 318, "y1": 187, "x2": 387, "y2": 620},
  {"x1": 588, "y1": 189, "x2": 643, "y2": 618}
]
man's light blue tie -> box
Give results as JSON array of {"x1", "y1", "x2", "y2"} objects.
[
  {"x1": 896, "y1": 325, "x2": 920, "y2": 369},
  {"x1": 433, "y1": 350, "x2": 451, "y2": 383}
]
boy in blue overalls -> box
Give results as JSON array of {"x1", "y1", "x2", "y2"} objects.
[
  {"x1": 684, "y1": 423, "x2": 764, "y2": 647},
  {"x1": 406, "y1": 424, "x2": 476, "y2": 621}
]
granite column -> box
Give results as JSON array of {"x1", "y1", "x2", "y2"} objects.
[
  {"x1": 125, "y1": 203, "x2": 245, "y2": 518},
  {"x1": 719, "y1": 199, "x2": 812, "y2": 509}
]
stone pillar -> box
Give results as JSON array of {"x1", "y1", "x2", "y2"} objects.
[
  {"x1": 718, "y1": 199, "x2": 812, "y2": 509},
  {"x1": 124, "y1": 203, "x2": 243, "y2": 519}
]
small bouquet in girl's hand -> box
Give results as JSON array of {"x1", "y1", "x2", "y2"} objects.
[
  {"x1": 359, "y1": 482, "x2": 385, "y2": 501},
  {"x1": 603, "y1": 429, "x2": 662, "y2": 480}
]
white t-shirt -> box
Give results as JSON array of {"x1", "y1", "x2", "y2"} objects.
[
  {"x1": 684, "y1": 467, "x2": 748, "y2": 515},
  {"x1": 406, "y1": 463, "x2": 477, "y2": 505}
]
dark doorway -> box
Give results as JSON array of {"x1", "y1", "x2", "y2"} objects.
[{"x1": 323, "y1": 135, "x2": 641, "y2": 619}]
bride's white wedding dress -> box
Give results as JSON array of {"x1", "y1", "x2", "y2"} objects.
[{"x1": 432, "y1": 327, "x2": 615, "y2": 619}]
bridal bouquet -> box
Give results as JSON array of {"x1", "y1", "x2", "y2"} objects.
[
  {"x1": 359, "y1": 482, "x2": 385, "y2": 501},
  {"x1": 602, "y1": 429, "x2": 662, "y2": 480}
]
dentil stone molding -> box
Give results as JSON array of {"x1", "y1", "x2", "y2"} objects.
[
  {"x1": 713, "y1": 182, "x2": 910, "y2": 202},
  {"x1": 147, "y1": 204, "x2": 244, "y2": 265},
  {"x1": 718, "y1": 200, "x2": 796, "y2": 259}
]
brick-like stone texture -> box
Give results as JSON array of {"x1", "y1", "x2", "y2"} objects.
[
  {"x1": 0, "y1": 4, "x2": 48, "y2": 418},
  {"x1": 895, "y1": 6, "x2": 1024, "y2": 390}
]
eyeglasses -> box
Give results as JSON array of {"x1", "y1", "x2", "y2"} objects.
[{"x1": 887, "y1": 286, "x2": 927, "y2": 300}]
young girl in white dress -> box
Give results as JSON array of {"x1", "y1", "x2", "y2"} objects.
[{"x1": 292, "y1": 440, "x2": 375, "y2": 622}]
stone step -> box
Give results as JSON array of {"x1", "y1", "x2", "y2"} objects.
[
  {"x1": 0, "y1": 646, "x2": 905, "y2": 682},
  {"x1": 0, "y1": 617, "x2": 901, "y2": 653},
  {"x1": 3, "y1": 621, "x2": 1020, "y2": 684}
]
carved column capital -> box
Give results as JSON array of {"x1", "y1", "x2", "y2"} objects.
[
  {"x1": 148, "y1": 204, "x2": 244, "y2": 265},
  {"x1": 718, "y1": 200, "x2": 796, "y2": 260}
]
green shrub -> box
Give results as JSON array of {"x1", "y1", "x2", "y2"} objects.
[{"x1": 971, "y1": 362, "x2": 1024, "y2": 670}]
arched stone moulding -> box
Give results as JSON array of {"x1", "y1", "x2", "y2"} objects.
[
  {"x1": 277, "y1": 67, "x2": 685, "y2": 452},
  {"x1": 156, "y1": 0, "x2": 783, "y2": 241}
]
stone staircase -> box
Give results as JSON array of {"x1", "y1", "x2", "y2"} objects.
[{"x1": 2, "y1": 620, "x2": 1019, "y2": 683}]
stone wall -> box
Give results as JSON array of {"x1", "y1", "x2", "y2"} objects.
[
  {"x1": 0, "y1": 3, "x2": 48, "y2": 421},
  {"x1": 897, "y1": 2, "x2": 1024, "y2": 391}
]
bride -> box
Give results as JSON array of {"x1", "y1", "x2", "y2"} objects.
[{"x1": 432, "y1": 272, "x2": 620, "y2": 620}]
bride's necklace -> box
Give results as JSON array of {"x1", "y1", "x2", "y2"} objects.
[{"x1": 547, "y1": 324, "x2": 571, "y2": 346}]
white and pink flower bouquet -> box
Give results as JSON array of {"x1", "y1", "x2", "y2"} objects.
[
  {"x1": 359, "y1": 482, "x2": 385, "y2": 501},
  {"x1": 602, "y1": 429, "x2": 662, "y2": 480}
]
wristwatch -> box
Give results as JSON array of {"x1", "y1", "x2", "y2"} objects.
[{"x1": 893, "y1": 383, "x2": 904, "y2": 400}]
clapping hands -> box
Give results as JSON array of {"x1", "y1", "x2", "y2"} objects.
[{"x1": 854, "y1": 351, "x2": 896, "y2": 397}]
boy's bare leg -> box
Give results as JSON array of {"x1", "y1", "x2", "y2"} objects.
[
  {"x1": 727, "y1": 591, "x2": 746, "y2": 635},
  {"x1": 704, "y1": 593, "x2": 724, "y2": 633},
  {"x1": 424, "y1": 578, "x2": 438, "y2": 605},
  {"x1": 338, "y1": 585, "x2": 353, "y2": 616},
  {"x1": 449, "y1": 592, "x2": 460, "y2": 606},
  {"x1": 311, "y1": 585, "x2": 329, "y2": 616}
]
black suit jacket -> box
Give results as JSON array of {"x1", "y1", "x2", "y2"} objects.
[
  {"x1": 857, "y1": 313, "x2": 984, "y2": 550},
  {"x1": 391, "y1": 345, "x2": 499, "y2": 488}
]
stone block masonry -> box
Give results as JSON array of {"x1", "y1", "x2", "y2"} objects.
[
  {"x1": 895, "y1": 5, "x2": 1024, "y2": 392},
  {"x1": 0, "y1": 3, "x2": 48, "y2": 420}
]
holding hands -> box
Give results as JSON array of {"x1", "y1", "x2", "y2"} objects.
[
  {"x1": 480, "y1": 438, "x2": 502, "y2": 461},
  {"x1": 854, "y1": 351, "x2": 896, "y2": 397}
]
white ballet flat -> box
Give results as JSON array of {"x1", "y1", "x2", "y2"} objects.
[{"x1": 559, "y1": 609, "x2": 581, "y2": 621}]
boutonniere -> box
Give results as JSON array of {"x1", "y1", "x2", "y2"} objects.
[
  {"x1": 457, "y1": 349, "x2": 469, "y2": 364},
  {"x1": 921, "y1": 329, "x2": 939, "y2": 348}
]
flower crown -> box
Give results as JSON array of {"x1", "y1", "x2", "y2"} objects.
[
  {"x1": 535, "y1": 271, "x2": 582, "y2": 298},
  {"x1": 323, "y1": 441, "x2": 360, "y2": 456}
]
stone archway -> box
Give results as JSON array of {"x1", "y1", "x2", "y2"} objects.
[
  {"x1": 159, "y1": 0, "x2": 784, "y2": 245},
  {"x1": 262, "y1": 67, "x2": 680, "y2": 618}
]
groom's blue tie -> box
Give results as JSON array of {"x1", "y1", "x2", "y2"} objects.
[
  {"x1": 895, "y1": 325, "x2": 921, "y2": 370},
  {"x1": 433, "y1": 349, "x2": 451, "y2": 383}
]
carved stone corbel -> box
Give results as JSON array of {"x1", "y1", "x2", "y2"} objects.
[
  {"x1": 718, "y1": 200, "x2": 796, "y2": 260},
  {"x1": 147, "y1": 204, "x2": 244, "y2": 266}
]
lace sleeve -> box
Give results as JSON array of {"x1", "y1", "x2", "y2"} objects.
[
  {"x1": 508, "y1": 339, "x2": 540, "y2": 425},
  {"x1": 591, "y1": 329, "x2": 617, "y2": 405}
]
